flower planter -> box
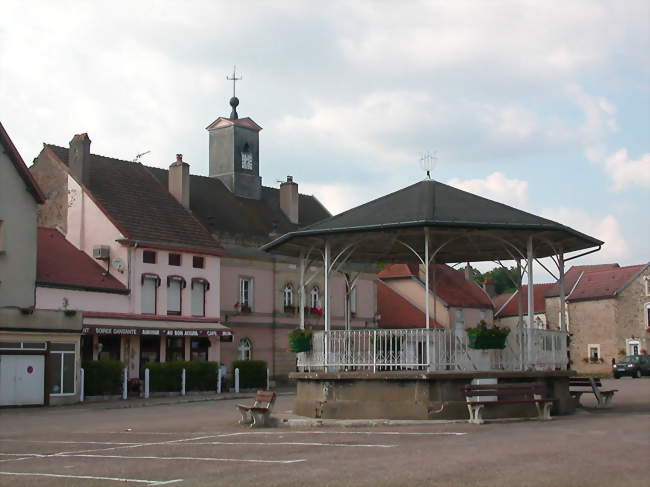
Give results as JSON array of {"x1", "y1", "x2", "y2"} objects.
[
  {"x1": 467, "y1": 332, "x2": 508, "y2": 350},
  {"x1": 289, "y1": 335, "x2": 312, "y2": 353}
]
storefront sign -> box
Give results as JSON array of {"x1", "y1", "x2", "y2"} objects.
[{"x1": 82, "y1": 327, "x2": 231, "y2": 337}]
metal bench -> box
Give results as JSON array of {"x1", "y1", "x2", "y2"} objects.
[
  {"x1": 569, "y1": 377, "x2": 617, "y2": 408},
  {"x1": 236, "y1": 391, "x2": 276, "y2": 428},
  {"x1": 463, "y1": 382, "x2": 557, "y2": 424}
]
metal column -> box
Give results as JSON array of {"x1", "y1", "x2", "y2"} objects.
[
  {"x1": 527, "y1": 236, "x2": 534, "y2": 369},
  {"x1": 299, "y1": 251, "x2": 305, "y2": 330},
  {"x1": 424, "y1": 228, "x2": 431, "y2": 370},
  {"x1": 324, "y1": 240, "x2": 331, "y2": 369}
]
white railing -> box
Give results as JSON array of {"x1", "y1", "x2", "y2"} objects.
[{"x1": 297, "y1": 328, "x2": 567, "y2": 372}]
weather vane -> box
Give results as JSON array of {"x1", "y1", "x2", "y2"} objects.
[
  {"x1": 226, "y1": 65, "x2": 242, "y2": 98},
  {"x1": 419, "y1": 151, "x2": 438, "y2": 179}
]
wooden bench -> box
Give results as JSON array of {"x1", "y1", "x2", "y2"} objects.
[
  {"x1": 463, "y1": 382, "x2": 557, "y2": 424},
  {"x1": 236, "y1": 391, "x2": 276, "y2": 428},
  {"x1": 569, "y1": 377, "x2": 617, "y2": 408}
]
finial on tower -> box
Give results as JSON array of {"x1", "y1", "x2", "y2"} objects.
[{"x1": 226, "y1": 65, "x2": 242, "y2": 119}]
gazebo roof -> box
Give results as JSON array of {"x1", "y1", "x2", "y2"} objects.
[{"x1": 261, "y1": 179, "x2": 602, "y2": 263}]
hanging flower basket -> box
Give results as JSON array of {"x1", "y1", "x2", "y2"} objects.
[
  {"x1": 288, "y1": 329, "x2": 312, "y2": 353},
  {"x1": 466, "y1": 320, "x2": 510, "y2": 350}
]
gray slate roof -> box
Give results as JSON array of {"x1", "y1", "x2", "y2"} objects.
[{"x1": 262, "y1": 179, "x2": 603, "y2": 263}]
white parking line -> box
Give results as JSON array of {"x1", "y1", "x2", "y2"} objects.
[
  {"x1": 188, "y1": 441, "x2": 395, "y2": 448},
  {"x1": 217, "y1": 431, "x2": 468, "y2": 436},
  {"x1": 0, "y1": 471, "x2": 183, "y2": 485},
  {"x1": 2, "y1": 439, "x2": 395, "y2": 448},
  {"x1": 64, "y1": 454, "x2": 306, "y2": 464}
]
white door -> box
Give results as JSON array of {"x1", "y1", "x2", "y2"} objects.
[{"x1": 0, "y1": 354, "x2": 45, "y2": 406}]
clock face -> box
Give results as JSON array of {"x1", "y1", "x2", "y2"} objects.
[{"x1": 241, "y1": 151, "x2": 253, "y2": 170}]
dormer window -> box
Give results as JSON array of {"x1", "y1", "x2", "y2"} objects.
[{"x1": 241, "y1": 143, "x2": 253, "y2": 170}]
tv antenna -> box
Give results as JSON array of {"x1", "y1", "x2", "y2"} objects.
[
  {"x1": 419, "y1": 151, "x2": 437, "y2": 179},
  {"x1": 133, "y1": 150, "x2": 151, "y2": 163}
]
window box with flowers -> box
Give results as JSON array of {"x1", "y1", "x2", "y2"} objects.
[
  {"x1": 288, "y1": 328, "x2": 312, "y2": 353},
  {"x1": 284, "y1": 305, "x2": 296, "y2": 314},
  {"x1": 466, "y1": 320, "x2": 510, "y2": 350},
  {"x1": 309, "y1": 306, "x2": 324, "y2": 317},
  {"x1": 583, "y1": 357, "x2": 604, "y2": 364}
]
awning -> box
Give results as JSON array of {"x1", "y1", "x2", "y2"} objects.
[{"x1": 81, "y1": 312, "x2": 231, "y2": 337}]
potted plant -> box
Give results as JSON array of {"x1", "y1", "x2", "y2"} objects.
[
  {"x1": 466, "y1": 320, "x2": 510, "y2": 350},
  {"x1": 288, "y1": 328, "x2": 312, "y2": 353}
]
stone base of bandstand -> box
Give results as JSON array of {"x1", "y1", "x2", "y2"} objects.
[{"x1": 290, "y1": 370, "x2": 575, "y2": 420}]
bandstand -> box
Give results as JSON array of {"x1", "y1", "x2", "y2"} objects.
[{"x1": 262, "y1": 179, "x2": 603, "y2": 420}]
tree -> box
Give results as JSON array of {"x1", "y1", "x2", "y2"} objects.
[{"x1": 473, "y1": 266, "x2": 519, "y2": 295}]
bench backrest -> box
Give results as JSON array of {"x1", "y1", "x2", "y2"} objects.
[
  {"x1": 569, "y1": 377, "x2": 602, "y2": 388},
  {"x1": 252, "y1": 391, "x2": 276, "y2": 409},
  {"x1": 464, "y1": 382, "x2": 548, "y2": 400}
]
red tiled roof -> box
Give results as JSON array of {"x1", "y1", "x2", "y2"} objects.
[
  {"x1": 378, "y1": 264, "x2": 418, "y2": 279},
  {"x1": 492, "y1": 293, "x2": 513, "y2": 313},
  {"x1": 495, "y1": 283, "x2": 554, "y2": 317},
  {"x1": 377, "y1": 282, "x2": 442, "y2": 329},
  {"x1": 37, "y1": 228, "x2": 127, "y2": 293},
  {"x1": 545, "y1": 264, "x2": 619, "y2": 297},
  {"x1": 567, "y1": 264, "x2": 647, "y2": 302},
  {"x1": 0, "y1": 121, "x2": 46, "y2": 203},
  {"x1": 428, "y1": 265, "x2": 493, "y2": 308}
]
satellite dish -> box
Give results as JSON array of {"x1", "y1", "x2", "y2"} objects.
[{"x1": 112, "y1": 258, "x2": 125, "y2": 273}]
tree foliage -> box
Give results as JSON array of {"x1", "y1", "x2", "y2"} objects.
[{"x1": 473, "y1": 266, "x2": 520, "y2": 295}]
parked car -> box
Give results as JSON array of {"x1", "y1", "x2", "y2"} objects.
[{"x1": 612, "y1": 355, "x2": 650, "y2": 378}]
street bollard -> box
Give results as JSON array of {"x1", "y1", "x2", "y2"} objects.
[
  {"x1": 80, "y1": 368, "x2": 85, "y2": 402},
  {"x1": 266, "y1": 367, "x2": 270, "y2": 391},
  {"x1": 144, "y1": 368, "x2": 150, "y2": 399},
  {"x1": 181, "y1": 368, "x2": 186, "y2": 396},
  {"x1": 235, "y1": 368, "x2": 240, "y2": 393},
  {"x1": 217, "y1": 368, "x2": 222, "y2": 394},
  {"x1": 122, "y1": 367, "x2": 128, "y2": 400}
]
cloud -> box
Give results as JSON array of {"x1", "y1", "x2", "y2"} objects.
[
  {"x1": 480, "y1": 105, "x2": 538, "y2": 140},
  {"x1": 540, "y1": 207, "x2": 628, "y2": 261},
  {"x1": 447, "y1": 172, "x2": 529, "y2": 209},
  {"x1": 603, "y1": 148, "x2": 650, "y2": 191},
  {"x1": 565, "y1": 84, "x2": 618, "y2": 163}
]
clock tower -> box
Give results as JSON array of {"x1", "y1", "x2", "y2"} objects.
[{"x1": 207, "y1": 96, "x2": 263, "y2": 199}]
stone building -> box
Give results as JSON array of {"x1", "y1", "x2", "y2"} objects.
[{"x1": 544, "y1": 263, "x2": 650, "y2": 374}]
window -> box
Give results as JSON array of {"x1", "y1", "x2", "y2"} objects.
[
  {"x1": 588, "y1": 344, "x2": 601, "y2": 361},
  {"x1": 167, "y1": 276, "x2": 185, "y2": 315},
  {"x1": 139, "y1": 336, "x2": 160, "y2": 377},
  {"x1": 310, "y1": 286, "x2": 321, "y2": 309},
  {"x1": 49, "y1": 343, "x2": 75, "y2": 395},
  {"x1": 238, "y1": 338, "x2": 252, "y2": 361},
  {"x1": 644, "y1": 276, "x2": 650, "y2": 296},
  {"x1": 98, "y1": 335, "x2": 121, "y2": 361},
  {"x1": 141, "y1": 274, "x2": 160, "y2": 314},
  {"x1": 166, "y1": 337, "x2": 185, "y2": 361},
  {"x1": 283, "y1": 283, "x2": 294, "y2": 308},
  {"x1": 240, "y1": 278, "x2": 253, "y2": 311},
  {"x1": 191, "y1": 278, "x2": 209, "y2": 317},
  {"x1": 190, "y1": 338, "x2": 210, "y2": 361},
  {"x1": 627, "y1": 339, "x2": 640, "y2": 356},
  {"x1": 645, "y1": 303, "x2": 650, "y2": 328},
  {"x1": 350, "y1": 286, "x2": 357, "y2": 315},
  {"x1": 193, "y1": 256, "x2": 204, "y2": 269},
  {"x1": 241, "y1": 143, "x2": 253, "y2": 170},
  {"x1": 143, "y1": 250, "x2": 156, "y2": 264},
  {"x1": 168, "y1": 253, "x2": 181, "y2": 266}
]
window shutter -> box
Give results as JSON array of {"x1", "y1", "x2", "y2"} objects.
[
  {"x1": 192, "y1": 281, "x2": 205, "y2": 317},
  {"x1": 142, "y1": 278, "x2": 156, "y2": 314},
  {"x1": 168, "y1": 279, "x2": 182, "y2": 314}
]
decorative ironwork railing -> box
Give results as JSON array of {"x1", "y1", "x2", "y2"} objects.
[{"x1": 297, "y1": 328, "x2": 568, "y2": 372}]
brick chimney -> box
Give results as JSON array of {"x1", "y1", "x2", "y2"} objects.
[
  {"x1": 68, "y1": 133, "x2": 91, "y2": 186},
  {"x1": 464, "y1": 263, "x2": 473, "y2": 281},
  {"x1": 169, "y1": 154, "x2": 190, "y2": 209},
  {"x1": 482, "y1": 277, "x2": 496, "y2": 298},
  {"x1": 280, "y1": 175, "x2": 299, "y2": 224}
]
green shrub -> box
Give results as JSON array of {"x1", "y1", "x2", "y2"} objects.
[
  {"x1": 82, "y1": 360, "x2": 124, "y2": 396},
  {"x1": 146, "y1": 361, "x2": 220, "y2": 392},
  {"x1": 231, "y1": 360, "x2": 267, "y2": 389}
]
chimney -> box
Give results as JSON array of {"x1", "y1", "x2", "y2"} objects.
[
  {"x1": 68, "y1": 133, "x2": 91, "y2": 186},
  {"x1": 464, "y1": 263, "x2": 473, "y2": 281},
  {"x1": 280, "y1": 175, "x2": 299, "y2": 224},
  {"x1": 169, "y1": 154, "x2": 190, "y2": 209},
  {"x1": 482, "y1": 277, "x2": 496, "y2": 298}
]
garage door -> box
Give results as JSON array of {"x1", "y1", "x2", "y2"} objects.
[{"x1": 0, "y1": 354, "x2": 45, "y2": 406}]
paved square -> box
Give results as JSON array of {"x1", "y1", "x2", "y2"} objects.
[{"x1": 0, "y1": 379, "x2": 648, "y2": 486}]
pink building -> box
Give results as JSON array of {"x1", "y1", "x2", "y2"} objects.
[{"x1": 31, "y1": 139, "x2": 230, "y2": 381}]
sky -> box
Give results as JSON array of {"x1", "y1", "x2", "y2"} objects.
[{"x1": 2, "y1": 1, "x2": 648, "y2": 279}]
